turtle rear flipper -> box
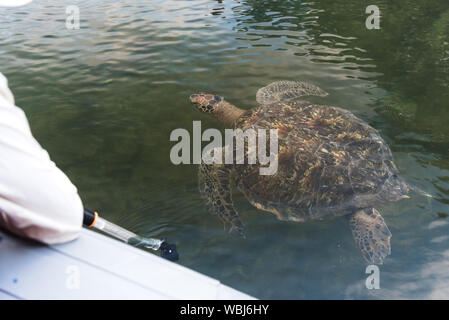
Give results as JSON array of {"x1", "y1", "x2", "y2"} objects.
[
  {"x1": 348, "y1": 208, "x2": 391, "y2": 264},
  {"x1": 256, "y1": 80, "x2": 328, "y2": 105},
  {"x1": 199, "y1": 162, "x2": 245, "y2": 237}
]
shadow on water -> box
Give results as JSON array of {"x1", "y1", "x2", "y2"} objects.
[{"x1": 1, "y1": 0, "x2": 449, "y2": 298}]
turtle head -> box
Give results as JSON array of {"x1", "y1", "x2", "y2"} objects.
[
  {"x1": 189, "y1": 92, "x2": 245, "y2": 126},
  {"x1": 189, "y1": 93, "x2": 224, "y2": 114}
]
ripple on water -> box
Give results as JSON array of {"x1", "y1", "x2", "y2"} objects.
[{"x1": 1, "y1": 0, "x2": 449, "y2": 299}]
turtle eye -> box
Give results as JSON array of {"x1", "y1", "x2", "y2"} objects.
[{"x1": 214, "y1": 95, "x2": 223, "y2": 102}]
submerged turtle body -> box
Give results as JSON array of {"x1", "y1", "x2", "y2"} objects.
[
  {"x1": 190, "y1": 81, "x2": 411, "y2": 264},
  {"x1": 232, "y1": 100, "x2": 409, "y2": 223}
]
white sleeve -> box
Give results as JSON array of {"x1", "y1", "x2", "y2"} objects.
[{"x1": 0, "y1": 73, "x2": 83, "y2": 244}]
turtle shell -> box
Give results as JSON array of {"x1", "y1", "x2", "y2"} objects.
[{"x1": 230, "y1": 101, "x2": 409, "y2": 222}]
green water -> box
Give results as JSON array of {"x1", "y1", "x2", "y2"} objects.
[{"x1": 1, "y1": 0, "x2": 449, "y2": 299}]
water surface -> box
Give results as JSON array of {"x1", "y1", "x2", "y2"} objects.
[{"x1": 1, "y1": 0, "x2": 449, "y2": 299}]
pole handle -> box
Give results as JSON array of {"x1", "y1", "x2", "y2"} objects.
[
  {"x1": 82, "y1": 208, "x2": 179, "y2": 262},
  {"x1": 83, "y1": 208, "x2": 98, "y2": 228}
]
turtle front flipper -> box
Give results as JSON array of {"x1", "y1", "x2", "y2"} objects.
[
  {"x1": 348, "y1": 208, "x2": 392, "y2": 264},
  {"x1": 256, "y1": 80, "x2": 328, "y2": 105},
  {"x1": 199, "y1": 162, "x2": 245, "y2": 237}
]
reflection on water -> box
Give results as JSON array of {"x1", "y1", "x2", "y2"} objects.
[{"x1": 1, "y1": 0, "x2": 449, "y2": 299}]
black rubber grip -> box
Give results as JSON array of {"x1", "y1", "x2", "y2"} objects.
[{"x1": 83, "y1": 208, "x2": 96, "y2": 227}]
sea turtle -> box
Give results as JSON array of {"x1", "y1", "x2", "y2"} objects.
[{"x1": 189, "y1": 81, "x2": 411, "y2": 264}]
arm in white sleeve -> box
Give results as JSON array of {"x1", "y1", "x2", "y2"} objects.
[{"x1": 0, "y1": 72, "x2": 83, "y2": 244}]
